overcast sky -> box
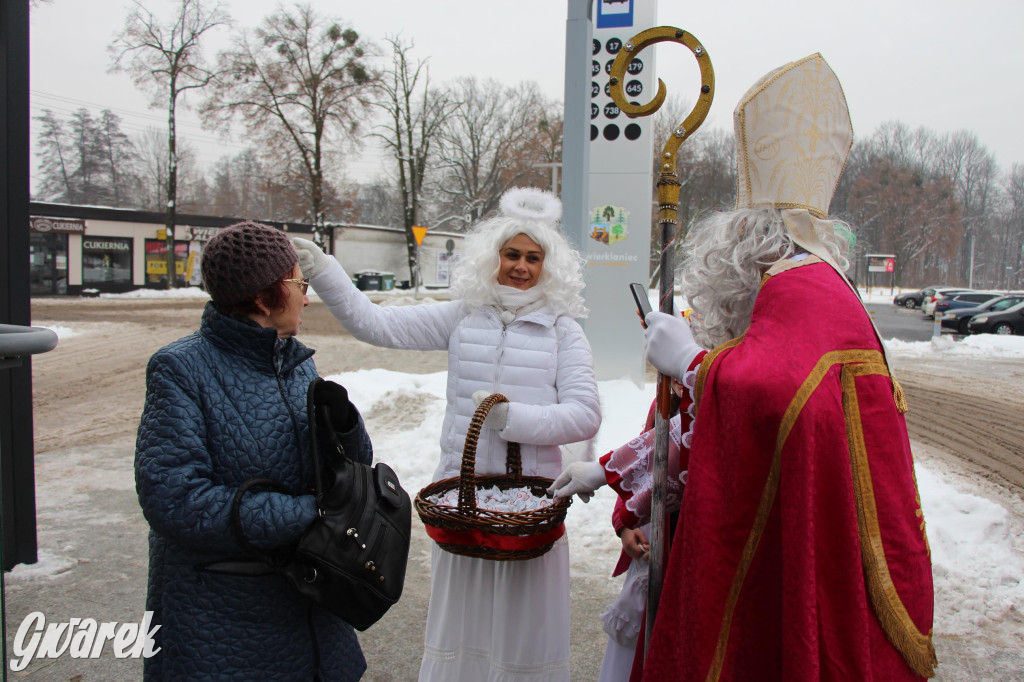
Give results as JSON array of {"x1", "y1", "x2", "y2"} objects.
[{"x1": 29, "y1": 0, "x2": 1024, "y2": 187}]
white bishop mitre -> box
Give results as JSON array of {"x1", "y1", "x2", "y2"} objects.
[
  {"x1": 733, "y1": 53, "x2": 853, "y2": 276},
  {"x1": 732, "y1": 54, "x2": 905, "y2": 392}
]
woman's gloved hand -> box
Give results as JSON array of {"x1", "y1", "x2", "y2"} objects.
[
  {"x1": 471, "y1": 390, "x2": 509, "y2": 431},
  {"x1": 291, "y1": 237, "x2": 332, "y2": 279},
  {"x1": 547, "y1": 461, "x2": 607, "y2": 503},
  {"x1": 643, "y1": 311, "x2": 701, "y2": 380}
]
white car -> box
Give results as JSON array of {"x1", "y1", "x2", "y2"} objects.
[{"x1": 921, "y1": 287, "x2": 973, "y2": 316}]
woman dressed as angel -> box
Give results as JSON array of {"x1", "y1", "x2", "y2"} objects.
[{"x1": 292, "y1": 187, "x2": 602, "y2": 681}]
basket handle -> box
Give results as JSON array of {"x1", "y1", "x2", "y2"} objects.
[{"x1": 458, "y1": 393, "x2": 522, "y2": 511}]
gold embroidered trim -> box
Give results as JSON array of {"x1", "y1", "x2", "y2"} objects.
[
  {"x1": 748, "y1": 200, "x2": 828, "y2": 219},
  {"x1": 694, "y1": 337, "x2": 742, "y2": 412},
  {"x1": 841, "y1": 363, "x2": 936, "y2": 677},
  {"x1": 705, "y1": 349, "x2": 885, "y2": 682},
  {"x1": 892, "y1": 377, "x2": 909, "y2": 414}
]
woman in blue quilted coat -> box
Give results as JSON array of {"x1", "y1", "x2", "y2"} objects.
[{"x1": 135, "y1": 222, "x2": 370, "y2": 680}]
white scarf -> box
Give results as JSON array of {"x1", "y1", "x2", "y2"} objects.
[{"x1": 494, "y1": 284, "x2": 545, "y2": 325}]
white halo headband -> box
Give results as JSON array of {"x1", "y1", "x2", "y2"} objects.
[{"x1": 499, "y1": 188, "x2": 561, "y2": 223}]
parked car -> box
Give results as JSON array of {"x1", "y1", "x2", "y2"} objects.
[
  {"x1": 933, "y1": 291, "x2": 1003, "y2": 315},
  {"x1": 893, "y1": 284, "x2": 944, "y2": 308},
  {"x1": 941, "y1": 294, "x2": 1024, "y2": 334},
  {"x1": 966, "y1": 300, "x2": 1024, "y2": 335},
  {"x1": 894, "y1": 289, "x2": 925, "y2": 308},
  {"x1": 922, "y1": 287, "x2": 973, "y2": 316}
]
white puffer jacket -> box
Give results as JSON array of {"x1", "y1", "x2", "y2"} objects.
[{"x1": 311, "y1": 259, "x2": 602, "y2": 481}]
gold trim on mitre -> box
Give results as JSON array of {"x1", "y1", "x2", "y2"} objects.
[{"x1": 733, "y1": 53, "x2": 853, "y2": 218}]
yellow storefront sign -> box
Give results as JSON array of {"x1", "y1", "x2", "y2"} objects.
[{"x1": 147, "y1": 256, "x2": 189, "y2": 275}]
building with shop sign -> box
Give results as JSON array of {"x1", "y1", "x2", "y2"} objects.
[{"x1": 28, "y1": 203, "x2": 464, "y2": 296}]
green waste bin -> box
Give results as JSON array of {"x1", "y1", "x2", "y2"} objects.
[{"x1": 380, "y1": 272, "x2": 395, "y2": 291}]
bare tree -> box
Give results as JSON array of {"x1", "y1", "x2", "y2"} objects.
[
  {"x1": 1000, "y1": 164, "x2": 1024, "y2": 289},
  {"x1": 209, "y1": 148, "x2": 273, "y2": 219},
  {"x1": 354, "y1": 183, "x2": 403, "y2": 227},
  {"x1": 646, "y1": 96, "x2": 735, "y2": 285},
  {"x1": 202, "y1": 3, "x2": 376, "y2": 246},
  {"x1": 135, "y1": 127, "x2": 203, "y2": 215},
  {"x1": 934, "y1": 130, "x2": 999, "y2": 285},
  {"x1": 110, "y1": 0, "x2": 229, "y2": 288},
  {"x1": 371, "y1": 36, "x2": 457, "y2": 286},
  {"x1": 847, "y1": 159, "x2": 963, "y2": 286},
  {"x1": 435, "y1": 78, "x2": 553, "y2": 226}
]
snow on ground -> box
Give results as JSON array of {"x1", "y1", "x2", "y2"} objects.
[
  {"x1": 37, "y1": 285, "x2": 1024, "y2": 641},
  {"x1": 329, "y1": 367, "x2": 1024, "y2": 642},
  {"x1": 98, "y1": 286, "x2": 211, "y2": 299},
  {"x1": 919, "y1": 466, "x2": 1024, "y2": 635},
  {"x1": 886, "y1": 334, "x2": 1024, "y2": 359},
  {"x1": 37, "y1": 325, "x2": 78, "y2": 340},
  {"x1": 93, "y1": 285, "x2": 439, "y2": 303}
]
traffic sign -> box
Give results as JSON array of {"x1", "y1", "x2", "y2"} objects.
[{"x1": 412, "y1": 226, "x2": 428, "y2": 246}]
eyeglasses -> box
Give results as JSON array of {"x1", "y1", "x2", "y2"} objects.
[{"x1": 282, "y1": 278, "x2": 310, "y2": 294}]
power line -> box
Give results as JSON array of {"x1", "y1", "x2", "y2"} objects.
[{"x1": 31, "y1": 89, "x2": 213, "y2": 133}]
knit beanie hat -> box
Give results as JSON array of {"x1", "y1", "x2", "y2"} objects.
[{"x1": 201, "y1": 221, "x2": 298, "y2": 307}]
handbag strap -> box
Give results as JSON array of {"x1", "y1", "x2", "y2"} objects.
[{"x1": 306, "y1": 377, "x2": 351, "y2": 512}]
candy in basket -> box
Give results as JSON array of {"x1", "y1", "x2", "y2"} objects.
[{"x1": 414, "y1": 394, "x2": 572, "y2": 561}]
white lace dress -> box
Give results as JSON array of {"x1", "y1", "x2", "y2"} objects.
[{"x1": 420, "y1": 537, "x2": 571, "y2": 681}]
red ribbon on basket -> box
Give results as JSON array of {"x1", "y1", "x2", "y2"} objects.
[{"x1": 424, "y1": 522, "x2": 565, "y2": 551}]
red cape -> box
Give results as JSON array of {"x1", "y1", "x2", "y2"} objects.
[{"x1": 644, "y1": 260, "x2": 935, "y2": 681}]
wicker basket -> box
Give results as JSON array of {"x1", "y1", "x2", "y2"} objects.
[{"x1": 414, "y1": 393, "x2": 572, "y2": 561}]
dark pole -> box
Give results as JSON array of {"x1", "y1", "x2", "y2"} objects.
[
  {"x1": 2, "y1": 0, "x2": 43, "y2": 674},
  {"x1": 1, "y1": 0, "x2": 38, "y2": 571}
]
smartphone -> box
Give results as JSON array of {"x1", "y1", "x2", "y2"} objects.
[{"x1": 629, "y1": 283, "x2": 652, "y2": 324}]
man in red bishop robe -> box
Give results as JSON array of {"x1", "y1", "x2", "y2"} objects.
[{"x1": 552, "y1": 53, "x2": 936, "y2": 681}]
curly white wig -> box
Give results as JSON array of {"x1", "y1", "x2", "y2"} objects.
[
  {"x1": 678, "y1": 207, "x2": 851, "y2": 349},
  {"x1": 451, "y1": 188, "x2": 588, "y2": 318}
]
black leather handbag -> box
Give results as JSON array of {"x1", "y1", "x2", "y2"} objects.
[{"x1": 229, "y1": 378, "x2": 412, "y2": 631}]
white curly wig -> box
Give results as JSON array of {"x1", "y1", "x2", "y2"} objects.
[
  {"x1": 451, "y1": 188, "x2": 588, "y2": 318},
  {"x1": 679, "y1": 207, "x2": 851, "y2": 349}
]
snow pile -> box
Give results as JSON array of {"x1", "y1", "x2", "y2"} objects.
[
  {"x1": 99, "y1": 286, "x2": 210, "y2": 300},
  {"x1": 886, "y1": 335, "x2": 1024, "y2": 359},
  {"x1": 39, "y1": 325, "x2": 78, "y2": 340},
  {"x1": 331, "y1": 367, "x2": 1024, "y2": 639},
  {"x1": 7, "y1": 550, "x2": 76, "y2": 582},
  {"x1": 917, "y1": 466, "x2": 1024, "y2": 635},
  {"x1": 94, "y1": 286, "x2": 446, "y2": 304}
]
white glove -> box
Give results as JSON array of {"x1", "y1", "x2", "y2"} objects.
[
  {"x1": 471, "y1": 390, "x2": 509, "y2": 431},
  {"x1": 547, "y1": 461, "x2": 607, "y2": 503},
  {"x1": 644, "y1": 311, "x2": 701, "y2": 380},
  {"x1": 291, "y1": 237, "x2": 332, "y2": 279}
]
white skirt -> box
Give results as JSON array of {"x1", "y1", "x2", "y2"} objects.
[
  {"x1": 419, "y1": 535, "x2": 571, "y2": 681},
  {"x1": 597, "y1": 554, "x2": 649, "y2": 682}
]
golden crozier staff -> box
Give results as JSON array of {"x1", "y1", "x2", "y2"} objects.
[{"x1": 608, "y1": 25, "x2": 714, "y2": 654}]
